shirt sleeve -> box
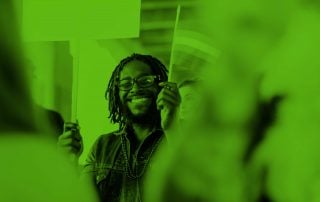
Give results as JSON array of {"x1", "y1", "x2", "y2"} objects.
[
  {"x1": 81, "y1": 135, "x2": 102, "y2": 185},
  {"x1": 82, "y1": 136, "x2": 101, "y2": 170}
]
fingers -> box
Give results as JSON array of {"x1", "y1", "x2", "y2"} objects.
[
  {"x1": 157, "y1": 99, "x2": 175, "y2": 110},
  {"x1": 58, "y1": 136, "x2": 81, "y2": 148},
  {"x1": 157, "y1": 84, "x2": 181, "y2": 110},
  {"x1": 58, "y1": 130, "x2": 83, "y2": 155},
  {"x1": 159, "y1": 82, "x2": 179, "y2": 92},
  {"x1": 157, "y1": 92, "x2": 179, "y2": 108},
  {"x1": 58, "y1": 131, "x2": 81, "y2": 144},
  {"x1": 58, "y1": 130, "x2": 72, "y2": 140},
  {"x1": 163, "y1": 86, "x2": 181, "y2": 99}
]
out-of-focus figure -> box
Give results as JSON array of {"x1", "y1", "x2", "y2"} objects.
[
  {"x1": 24, "y1": 58, "x2": 65, "y2": 138},
  {"x1": 144, "y1": 23, "x2": 252, "y2": 200},
  {"x1": 0, "y1": 1, "x2": 98, "y2": 201},
  {"x1": 0, "y1": 0, "x2": 36, "y2": 133},
  {"x1": 248, "y1": 1, "x2": 320, "y2": 201},
  {"x1": 144, "y1": 0, "x2": 320, "y2": 201}
]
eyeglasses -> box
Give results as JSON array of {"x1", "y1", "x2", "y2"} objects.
[{"x1": 118, "y1": 75, "x2": 160, "y2": 91}]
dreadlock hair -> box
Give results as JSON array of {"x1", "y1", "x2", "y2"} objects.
[{"x1": 105, "y1": 53, "x2": 168, "y2": 129}]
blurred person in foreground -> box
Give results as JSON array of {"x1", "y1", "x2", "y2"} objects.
[
  {"x1": 24, "y1": 58, "x2": 65, "y2": 139},
  {"x1": 144, "y1": 0, "x2": 320, "y2": 202},
  {"x1": 58, "y1": 53, "x2": 181, "y2": 201},
  {"x1": 0, "y1": 1, "x2": 98, "y2": 201},
  {"x1": 247, "y1": 1, "x2": 320, "y2": 201},
  {"x1": 144, "y1": 40, "x2": 257, "y2": 202},
  {"x1": 143, "y1": 0, "x2": 291, "y2": 200}
]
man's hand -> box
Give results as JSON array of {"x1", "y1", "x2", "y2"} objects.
[
  {"x1": 57, "y1": 123, "x2": 83, "y2": 162},
  {"x1": 157, "y1": 82, "x2": 181, "y2": 130}
]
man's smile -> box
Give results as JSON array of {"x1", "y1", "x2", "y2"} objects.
[
  {"x1": 127, "y1": 92, "x2": 153, "y2": 101},
  {"x1": 127, "y1": 95, "x2": 153, "y2": 105}
]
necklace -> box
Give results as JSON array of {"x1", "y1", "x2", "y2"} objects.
[{"x1": 120, "y1": 133, "x2": 163, "y2": 180}]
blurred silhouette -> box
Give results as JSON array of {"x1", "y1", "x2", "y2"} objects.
[
  {"x1": 24, "y1": 58, "x2": 65, "y2": 138},
  {"x1": 145, "y1": 0, "x2": 320, "y2": 201},
  {"x1": 0, "y1": 1, "x2": 98, "y2": 201},
  {"x1": 40, "y1": 106, "x2": 65, "y2": 138}
]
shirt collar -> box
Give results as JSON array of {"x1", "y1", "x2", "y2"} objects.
[{"x1": 114, "y1": 123, "x2": 163, "y2": 137}]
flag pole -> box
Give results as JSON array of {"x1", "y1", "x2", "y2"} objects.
[{"x1": 168, "y1": 4, "x2": 181, "y2": 82}]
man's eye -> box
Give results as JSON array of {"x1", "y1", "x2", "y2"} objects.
[
  {"x1": 119, "y1": 81, "x2": 132, "y2": 87},
  {"x1": 139, "y1": 78, "x2": 153, "y2": 85}
]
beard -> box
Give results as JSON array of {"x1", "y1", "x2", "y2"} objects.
[{"x1": 123, "y1": 99, "x2": 160, "y2": 126}]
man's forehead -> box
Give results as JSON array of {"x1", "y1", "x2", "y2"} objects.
[{"x1": 120, "y1": 60, "x2": 152, "y2": 78}]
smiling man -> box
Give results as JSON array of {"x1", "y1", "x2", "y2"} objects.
[{"x1": 59, "y1": 53, "x2": 180, "y2": 202}]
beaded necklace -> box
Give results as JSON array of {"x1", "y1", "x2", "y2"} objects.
[{"x1": 120, "y1": 133, "x2": 163, "y2": 180}]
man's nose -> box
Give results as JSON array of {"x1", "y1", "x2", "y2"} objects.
[
  {"x1": 131, "y1": 80, "x2": 140, "y2": 91},
  {"x1": 128, "y1": 82, "x2": 140, "y2": 95}
]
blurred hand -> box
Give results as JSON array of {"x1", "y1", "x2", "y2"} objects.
[
  {"x1": 157, "y1": 82, "x2": 181, "y2": 130},
  {"x1": 57, "y1": 124, "x2": 83, "y2": 161}
]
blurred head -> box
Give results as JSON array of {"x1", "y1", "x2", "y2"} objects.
[
  {"x1": 106, "y1": 53, "x2": 168, "y2": 128},
  {"x1": 199, "y1": 0, "x2": 296, "y2": 70},
  {"x1": 0, "y1": 0, "x2": 37, "y2": 133}
]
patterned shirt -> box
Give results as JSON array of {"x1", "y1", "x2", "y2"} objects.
[{"x1": 82, "y1": 126, "x2": 164, "y2": 202}]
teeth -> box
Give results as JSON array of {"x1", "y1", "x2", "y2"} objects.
[
  {"x1": 131, "y1": 98, "x2": 149, "y2": 103},
  {"x1": 128, "y1": 95, "x2": 149, "y2": 101}
]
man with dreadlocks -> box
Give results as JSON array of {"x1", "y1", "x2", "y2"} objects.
[{"x1": 58, "y1": 53, "x2": 181, "y2": 201}]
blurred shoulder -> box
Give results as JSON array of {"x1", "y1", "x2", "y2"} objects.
[{"x1": 0, "y1": 134, "x2": 98, "y2": 202}]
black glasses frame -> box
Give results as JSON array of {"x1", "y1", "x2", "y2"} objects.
[{"x1": 117, "y1": 75, "x2": 161, "y2": 91}]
